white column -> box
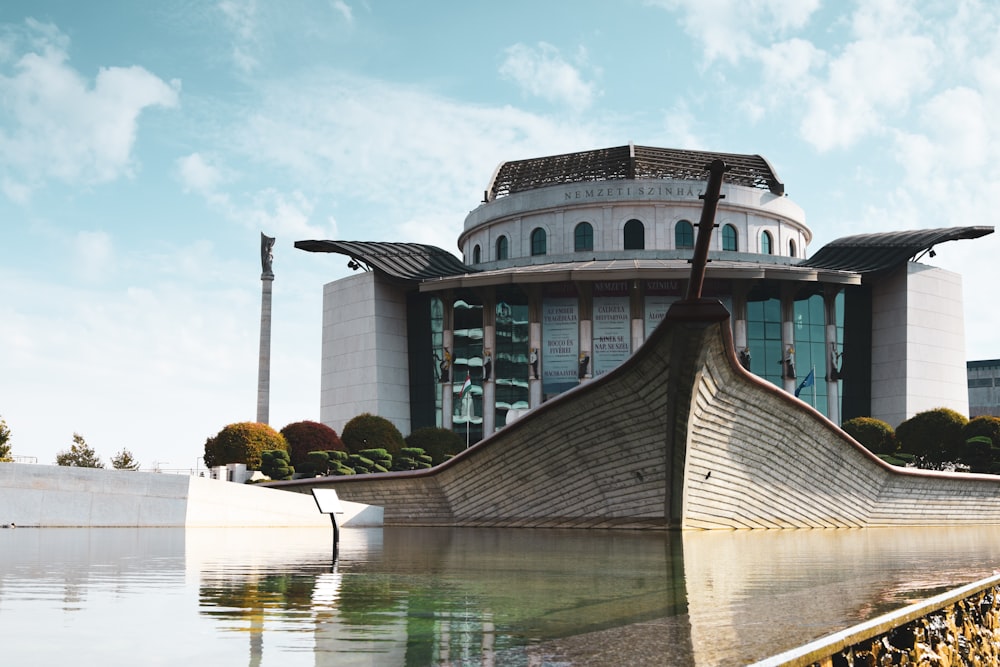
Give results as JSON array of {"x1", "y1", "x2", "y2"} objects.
[
  {"x1": 780, "y1": 285, "x2": 797, "y2": 394},
  {"x1": 256, "y1": 273, "x2": 273, "y2": 424},
  {"x1": 825, "y1": 287, "x2": 842, "y2": 424}
]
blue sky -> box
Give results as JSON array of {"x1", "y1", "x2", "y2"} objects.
[{"x1": 2, "y1": 0, "x2": 999, "y2": 469}]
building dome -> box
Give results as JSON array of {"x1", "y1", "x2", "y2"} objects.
[{"x1": 459, "y1": 143, "x2": 809, "y2": 267}]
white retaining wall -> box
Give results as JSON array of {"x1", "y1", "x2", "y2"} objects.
[{"x1": 0, "y1": 463, "x2": 381, "y2": 528}]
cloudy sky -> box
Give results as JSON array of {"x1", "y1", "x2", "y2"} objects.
[{"x1": 2, "y1": 0, "x2": 998, "y2": 470}]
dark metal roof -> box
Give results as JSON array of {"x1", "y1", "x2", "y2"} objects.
[
  {"x1": 487, "y1": 143, "x2": 785, "y2": 199},
  {"x1": 799, "y1": 226, "x2": 994, "y2": 274},
  {"x1": 295, "y1": 240, "x2": 475, "y2": 281}
]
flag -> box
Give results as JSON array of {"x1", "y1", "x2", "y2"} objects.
[
  {"x1": 795, "y1": 368, "x2": 815, "y2": 397},
  {"x1": 461, "y1": 373, "x2": 472, "y2": 398}
]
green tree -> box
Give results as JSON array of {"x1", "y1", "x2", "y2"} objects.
[
  {"x1": 895, "y1": 407, "x2": 969, "y2": 469},
  {"x1": 111, "y1": 448, "x2": 141, "y2": 470},
  {"x1": 260, "y1": 449, "x2": 294, "y2": 480},
  {"x1": 962, "y1": 416, "x2": 1000, "y2": 474},
  {"x1": 203, "y1": 422, "x2": 286, "y2": 470},
  {"x1": 404, "y1": 426, "x2": 464, "y2": 465},
  {"x1": 56, "y1": 433, "x2": 104, "y2": 468},
  {"x1": 841, "y1": 417, "x2": 896, "y2": 455},
  {"x1": 0, "y1": 417, "x2": 12, "y2": 462},
  {"x1": 280, "y1": 420, "x2": 345, "y2": 468},
  {"x1": 341, "y1": 413, "x2": 405, "y2": 458}
]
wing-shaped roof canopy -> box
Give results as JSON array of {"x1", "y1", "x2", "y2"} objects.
[
  {"x1": 294, "y1": 240, "x2": 475, "y2": 282},
  {"x1": 487, "y1": 143, "x2": 785, "y2": 200},
  {"x1": 799, "y1": 226, "x2": 994, "y2": 274}
]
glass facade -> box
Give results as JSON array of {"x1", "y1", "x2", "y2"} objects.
[
  {"x1": 426, "y1": 285, "x2": 844, "y2": 442},
  {"x1": 452, "y1": 298, "x2": 484, "y2": 443},
  {"x1": 494, "y1": 296, "x2": 530, "y2": 430},
  {"x1": 745, "y1": 293, "x2": 843, "y2": 418}
]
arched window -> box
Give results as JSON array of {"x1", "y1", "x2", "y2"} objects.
[
  {"x1": 675, "y1": 220, "x2": 694, "y2": 249},
  {"x1": 574, "y1": 222, "x2": 594, "y2": 251},
  {"x1": 623, "y1": 219, "x2": 645, "y2": 250},
  {"x1": 761, "y1": 230, "x2": 773, "y2": 255},
  {"x1": 722, "y1": 224, "x2": 738, "y2": 251},
  {"x1": 530, "y1": 228, "x2": 547, "y2": 256},
  {"x1": 472, "y1": 244, "x2": 481, "y2": 264},
  {"x1": 496, "y1": 236, "x2": 508, "y2": 261},
  {"x1": 789, "y1": 239, "x2": 797, "y2": 257}
]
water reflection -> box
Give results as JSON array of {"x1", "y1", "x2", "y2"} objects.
[{"x1": 2, "y1": 526, "x2": 1000, "y2": 666}]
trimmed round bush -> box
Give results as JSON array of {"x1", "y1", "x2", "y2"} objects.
[
  {"x1": 341, "y1": 413, "x2": 405, "y2": 458},
  {"x1": 280, "y1": 421, "x2": 345, "y2": 467},
  {"x1": 962, "y1": 435, "x2": 994, "y2": 473},
  {"x1": 404, "y1": 426, "x2": 464, "y2": 465},
  {"x1": 393, "y1": 447, "x2": 434, "y2": 471},
  {"x1": 260, "y1": 449, "x2": 294, "y2": 480},
  {"x1": 963, "y1": 416, "x2": 1000, "y2": 447},
  {"x1": 841, "y1": 417, "x2": 896, "y2": 455},
  {"x1": 203, "y1": 422, "x2": 286, "y2": 470},
  {"x1": 895, "y1": 407, "x2": 969, "y2": 467}
]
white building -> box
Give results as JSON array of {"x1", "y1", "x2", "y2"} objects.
[{"x1": 297, "y1": 144, "x2": 991, "y2": 441}]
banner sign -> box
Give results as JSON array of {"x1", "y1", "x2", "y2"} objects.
[{"x1": 542, "y1": 297, "x2": 579, "y2": 394}]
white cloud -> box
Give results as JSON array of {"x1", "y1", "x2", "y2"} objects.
[
  {"x1": 331, "y1": 0, "x2": 354, "y2": 24},
  {"x1": 0, "y1": 23, "x2": 179, "y2": 198},
  {"x1": 650, "y1": 0, "x2": 821, "y2": 64},
  {"x1": 799, "y1": 33, "x2": 936, "y2": 152},
  {"x1": 499, "y1": 42, "x2": 598, "y2": 112},
  {"x1": 177, "y1": 152, "x2": 226, "y2": 194},
  {"x1": 218, "y1": 0, "x2": 260, "y2": 72}
]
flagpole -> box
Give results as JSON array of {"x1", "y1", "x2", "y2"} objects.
[{"x1": 811, "y1": 364, "x2": 816, "y2": 406}]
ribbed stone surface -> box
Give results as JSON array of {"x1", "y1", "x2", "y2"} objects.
[{"x1": 274, "y1": 300, "x2": 1000, "y2": 529}]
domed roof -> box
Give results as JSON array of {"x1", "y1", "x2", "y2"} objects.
[{"x1": 486, "y1": 143, "x2": 785, "y2": 200}]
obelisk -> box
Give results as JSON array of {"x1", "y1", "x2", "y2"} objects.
[{"x1": 257, "y1": 233, "x2": 275, "y2": 424}]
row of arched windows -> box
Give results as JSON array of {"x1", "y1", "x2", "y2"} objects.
[{"x1": 472, "y1": 220, "x2": 795, "y2": 262}]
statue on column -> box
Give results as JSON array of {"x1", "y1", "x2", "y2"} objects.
[
  {"x1": 578, "y1": 352, "x2": 590, "y2": 379},
  {"x1": 436, "y1": 348, "x2": 452, "y2": 383},
  {"x1": 483, "y1": 350, "x2": 492, "y2": 382},
  {"x1": 780, "y1": 344, "x2": 795, "y2": 380},
  {"x1": 529, "y1": 348, "x2": 539, "y2": 379},
  {"x1": 738, "y1": 347, "x2": 752, "y2": 371},
  {"x1": 828, "y1": 342, "x2": 843, "y2": 381},
  {"x1": 260, "y1": 233, "x2": 275, "y2": 275}
]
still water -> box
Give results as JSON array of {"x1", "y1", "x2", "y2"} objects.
[{"x1": 2, "y1": 525, "x2": 1000, "y2": 666}]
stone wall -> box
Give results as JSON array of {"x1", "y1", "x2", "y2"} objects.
[
  {"x1": 752, "y1": 574, "x2": 1000, "y2": 666},
  {"x1": 271, "y1": 299, "x2": 1000, "y2": 530},
  {"x1": 0, "y1": 463, "x2": 349, "y2": 528}
]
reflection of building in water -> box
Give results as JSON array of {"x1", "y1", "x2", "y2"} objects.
[{"x1": 297, "y1": 144, "x2": 990, "y2": 445}]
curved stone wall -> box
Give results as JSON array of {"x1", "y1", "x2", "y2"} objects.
[
  {"x1": 458, "y1": 179, "x2": 809, "y2": 264},
  {"x1": 272, "y1": 299, "x2": 1000, "y2": 529}
]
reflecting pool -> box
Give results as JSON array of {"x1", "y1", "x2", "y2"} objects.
[{"x1": 2, "y1": 525, "x2": 1000, "y2": 666}]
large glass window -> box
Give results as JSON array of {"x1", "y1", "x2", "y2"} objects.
[
  {"x1": 494, "y1": 291, "x2": 529, "y2": 430},
  {"x1": 574, "y1": 222, "x2": 594, "y2": 251},
  {"x1": 624, "y1": 219, "x2": 645, "y2": 250},
  {"x1": 530, "y1": 228, "x2": 546, "y2": 256},
  {"x1": 452, "y1": 298, "x2": 483, "y2": 443},
  {"x1": 675, "y1": 220, "x2": 694, "y2": 249},
  {"x1": 745, "y1": 292, "x2": 844, "y2": 419},
  {"x1": 722, "y1": 224, "x2": 738, "y2": 251},
  {"x1": 496, "y1": 236, "x2": 508, "y2": 260},
  {"x1": 761, "y1": 231, "x2": 773, "y2": 255}
]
